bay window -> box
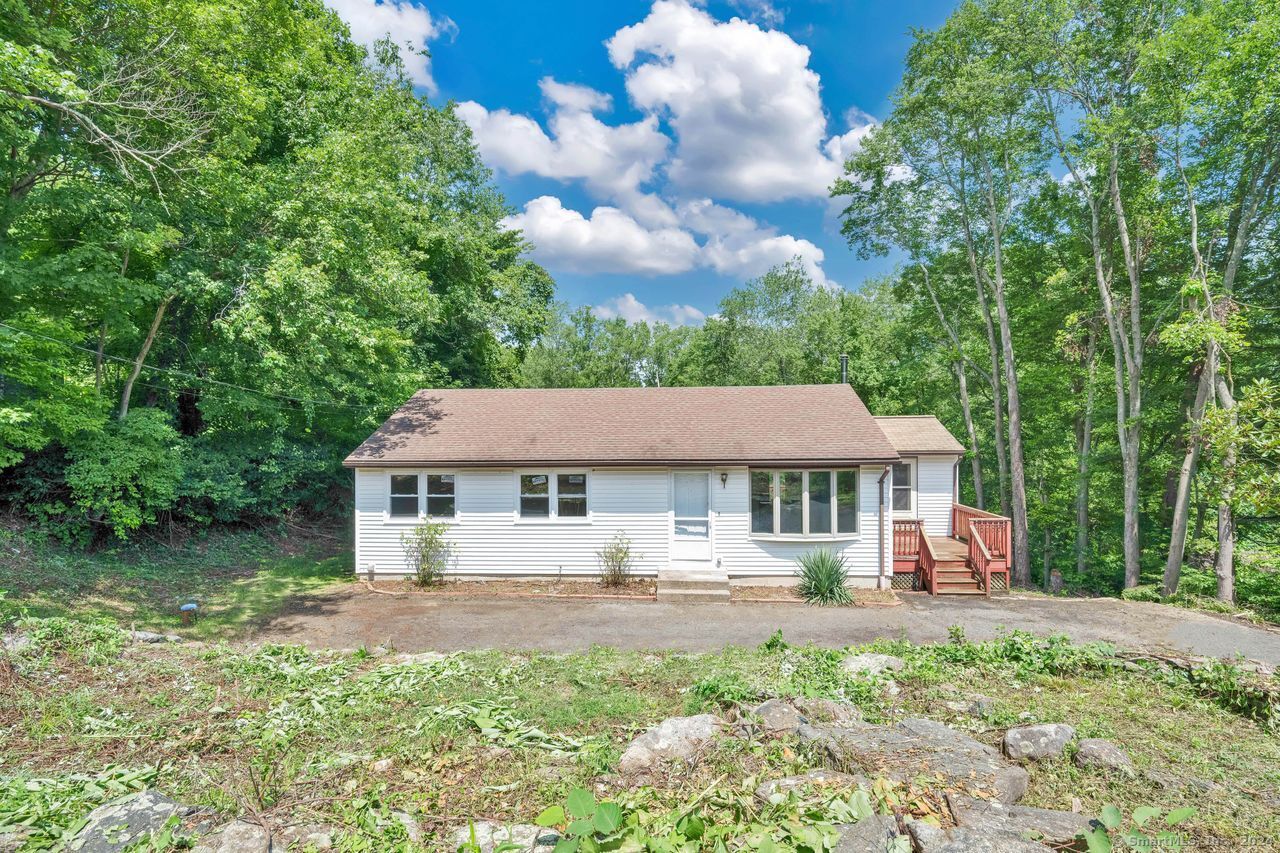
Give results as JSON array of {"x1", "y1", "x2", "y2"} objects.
[{"x1": 750, "y1": 469, "x2": 859, "y2": 537}]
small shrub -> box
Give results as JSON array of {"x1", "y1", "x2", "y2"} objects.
[
  {"x1": 596, "y1": 532, "x2": 637, "y2": 587},
  {"x1": 796, "y1": 549, "x2": 852, "y2": 606},
  {"x1": 400, "y1": 522, "x2": 453, "y2": 586}
]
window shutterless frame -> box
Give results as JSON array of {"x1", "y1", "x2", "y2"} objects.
[
  {"x1": 515, "y1": 470, "x2": 590, "y2": 521},
  {"x1": 749, "y1": 468, "x2": 858, "y2": 538},
  {"x1": 388, "y1": 474, "x2": 419, "y2": 518}
]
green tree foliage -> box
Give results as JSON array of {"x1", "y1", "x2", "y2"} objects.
[{"x1": 0, "y1": 0, "x2": 553, "y2": 538}]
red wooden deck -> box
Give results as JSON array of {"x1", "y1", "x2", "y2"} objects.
[{"x1": 892, "y1": 504, "x2": 1012, "y2": 596}]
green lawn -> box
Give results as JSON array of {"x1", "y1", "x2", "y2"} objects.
[{"x1": 0, "y1": 525, "x2": 351, "y2": 640}]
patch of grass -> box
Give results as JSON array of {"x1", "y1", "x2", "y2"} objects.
[
  {"x1": 2, "y1": 623, "x2": 1277, "y2": 850},
  {"x1": 0, "y1": 525, "x2": 351, "y2": 639}
]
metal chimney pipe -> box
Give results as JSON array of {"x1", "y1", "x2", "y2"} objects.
[{"x1": 839, "y1": 353, "x2": 849, "y2": 384}]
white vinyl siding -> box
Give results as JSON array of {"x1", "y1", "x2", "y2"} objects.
[
  {"x1": 354, "y1": 464, "x2": 898, "y2": 580},
  {"x1": 354, "y1": 468, "x2": 668, "y2": 577},
  {"x1": 915, "y1": 455, "x2": 956, "y2": 537}
]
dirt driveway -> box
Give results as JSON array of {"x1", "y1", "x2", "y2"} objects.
[{"x1": 254, "y1": 587, "x2": 1280, "y2": 666}]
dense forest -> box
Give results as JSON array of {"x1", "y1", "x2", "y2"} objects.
[{"x1": 2, "y1": 0, "x2": 1277, "y2": 611}]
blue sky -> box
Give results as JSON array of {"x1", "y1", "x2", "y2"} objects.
[{"x1": 327, "y1": 0, "x2": 959, "y2": 323}]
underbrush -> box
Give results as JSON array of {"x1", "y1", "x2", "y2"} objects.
[{"x1": 2, "y1": 620, "x2": 1277, "y2": 851}]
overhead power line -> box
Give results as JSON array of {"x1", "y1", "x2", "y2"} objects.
[{"x1": 0, "y1": 321, "x2": 391, "y2": 413}]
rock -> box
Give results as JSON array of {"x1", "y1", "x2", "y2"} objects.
[
  {"x1": 1074, "y1": 739, "x2": 1132, "y2": 772},
  {"x1": 389, "y1": 811, "x2": 421, "y2": 844},
  {"x1": 1002, "y1": 724, "x2": 1074, "y2": 762},
  {"x1": 793, "y1": 697, "x2": 862, "y2": 724},
  {"x1": 738, "y1": 698, "x2": 804, "y2": 737},
  {"x1": 1143, "y1": 768, "x2": 1178, "y2": 790},
  {"x1": 128, "y1": 630, "x2": 182, "y2": 643},
  {"x1": 190, "y1": 820, "x2": 271, "y2": 853},
  {"x1": 618, "y1": 714, "x2": 721, "y2": 774},
  {"x1": 1188, "y1": 778, "x2": 1220, "y2": 794},
  {"x1": 947, "y1": 794, "x2": 1091, "y2": 846},
  {"x1": 799, "y1": 718, "x2": 1029, "y2": 804},
  {"x1": 841, "y1": 653, "x2": 905, "y2": 677},
  {"x1": 945, "y1": 696, "x2": 996, "y2": 719},
  {"x1": 1, "y1": 633, "x2": 31, "y2": 654},
  {"x1": 70, "y1": 791, "x2": 214, "y2": 852},
  {"x1": 0, "y1": 828, "x2": 33, "y2": 853},
  {"x1": 371, "y1": 757, "x2": 396, "y2": 774},
  {"x1": 396, "y1": 651, "x2": 447, "y2": 665},
  {"x1": 908, "y1": 821, "x2": 1053, "y2": 852},
  {"x1": 833, "y1": 814, "x2": 903, "y2": 852},
  {"x1": 451, "y1": 822, "x2": 559, "y2": 852},
  {"x1": 754, "y1": 769, "x2": 869, "y2": 804},
  {"x1": 276, "y1": 822, "x2": 336, "y2": 850}
]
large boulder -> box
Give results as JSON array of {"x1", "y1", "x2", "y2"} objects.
[
  {"x1": 908, "y1": 821, "x2": 1053, "y2": 852},
  {"x1": 450, "y1": 822, "x2": 559, "y2": 852},
  {"x1": 833, "y1": 814, "x2": 903, "y2": 852},
  {"x1": 69, "y1": 791, "x2": 214, "y2": 853},
  {"x1": 618, "y1": 714, "x2": 722, "y2": 774},
  {"x1": 841, "y1": 653, "x2": 905, "y2": 677},
  {"x1": 947, "y1": 794, "x2": 1091, "y2": 846},
  {"x1": 1002, "y1": 724, "x2": 1074, "y2": 762},
  {"x1": 799, "y1": 718, "x2": 1029, "y2": 804},
  {"x1": 1074, "y1": 739, "x2": 1132, "y2": 772},
  {"x1": 754, "y1": 769, "x2": 869, "y2": 804}
]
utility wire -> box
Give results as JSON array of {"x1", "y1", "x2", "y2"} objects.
[{"x1": 0, "y1": 320, "x2": 392, "y2": 413}]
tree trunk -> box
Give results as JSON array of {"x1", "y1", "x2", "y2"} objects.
[
  {"x1": 970, "y1": 263, "x2": 1010, "y2": 518},
  {"x1": 1075, "y1": 327, "x2": 1097, "y2": 578},
  {"x1": 94, "y1": 322, "x2": 108, "y2": 393},
  {"x1": 1214, "y1": 375, "x2": 1237, "y2": 603},
  {"x1": 954, "y1": 361, "x2": 985, "y2": 509},
  {"x1": 118, "y1": 294, "x2": 174, "y2": 420},
  {"x1": 1163, "y1": 346, "x2": 1216, "y2": 594}
]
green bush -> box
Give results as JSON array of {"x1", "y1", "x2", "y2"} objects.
[
  {"x1": 796, "y1": 549, "x2": 853, "y2": 606},
  {"x1": 596, "y1": 532, "x2": 637, "y2": 587},
  {"x1": 61, "y1": 409, "x2": 184, "y2": 540},
  {"x1": 400, "y1": 522, "x2": 453, "y2": 586}
]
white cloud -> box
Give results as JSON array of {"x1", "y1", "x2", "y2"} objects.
[
  {"x1": 679, "y1": 199, "x2": 834, "y2": 288},
  {"x1": 457, "y1": 78, "x2": 672, "y2": 221},
  {"x1": 593, "y1": 293, "x2": 706, "y2": 326},
  {"x1": 503, "y1": 196, "x2": 700, "y2": 275},
  {"x1": 501, "y1": 194, "x2": 835, "y2": 287},
  {"x1": 607, "y1": 0, "x2": 873, "y2": 202},
  {"x1": 728, "y1": 0, "x2": 784, "y2": 27},
  {"x1": 326, "y1": 0, "x2": 453, "y2": 95}
]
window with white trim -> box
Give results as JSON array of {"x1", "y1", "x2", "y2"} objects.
[
  {"x1": 750, "y1": 469, "x2": 858, "y2": 536},
  {"x1": 518, "y1": 472, "x2": 589, "y2": 519},
  {"x1": 426, "y1": 474, "x2": 455, "y2": 518},
  {"x1": 892, "y1": 461, "x2": 914, "y2": 513},
  {"x1": 389, "y1": 474, "x2": 419, "y2": 518}
]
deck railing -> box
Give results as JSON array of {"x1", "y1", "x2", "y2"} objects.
[
  {"x1": 892, "y1": 519, "x2": 921, "y2": 559},
  {"x1": 918, "y1": 525, "x2": 939, "y2": 595},
  {"x1": 887, "y1": 504, "x2": 1013, "y2": 595}
]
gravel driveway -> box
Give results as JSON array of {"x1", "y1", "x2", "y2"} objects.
[{"x1": 253, "y1": 588, "x2": 1280, "y2": 666}]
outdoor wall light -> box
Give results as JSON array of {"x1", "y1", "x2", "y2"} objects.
[{"x1": 719, "y1": 472, "x2": 728, "y2": 488}]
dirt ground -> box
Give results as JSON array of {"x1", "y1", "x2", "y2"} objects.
[{"x1": 253, "y1": 587, "x2": 1280, "y2": 666}]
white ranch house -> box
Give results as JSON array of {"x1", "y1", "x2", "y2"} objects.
[{"x1": 345, "y1": 385, "x2": 1012, "y2": 595}]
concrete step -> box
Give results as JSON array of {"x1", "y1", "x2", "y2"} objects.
[
  {"x1": 658, "y1": 564, "x2": 729, "y2": 603},
  {"x1": 657, "y1": 587, "x2": 731, "y2": 604}
]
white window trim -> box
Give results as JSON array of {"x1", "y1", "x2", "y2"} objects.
[
  {"x1": 513, "y1": 469, "x2": 591, "y2": 524},
  {"x1": 749, "y1": 468, "x2": 860, "y2": 541},
  {"x1": 891, "y1": 458, "x2": 917, "y2": 518},
  {"x1": 385, "y1": 470, "x2": 459, "y2": 524}
]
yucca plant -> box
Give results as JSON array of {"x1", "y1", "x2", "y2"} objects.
[{"x1": 796, "y1": 549, "x2": 853, "y2": 606}]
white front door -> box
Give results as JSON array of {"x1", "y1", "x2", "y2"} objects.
[{"x1": 672, "y1": 471, "x2": 712, "y2": 561}]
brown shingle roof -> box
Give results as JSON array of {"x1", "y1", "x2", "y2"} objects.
[
  {"x1": 345, "y1": 385, "x2": 900, "y2": 468},
  {"x1": 874, "y1": 416, "x2": 965, "y2": 454}
]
